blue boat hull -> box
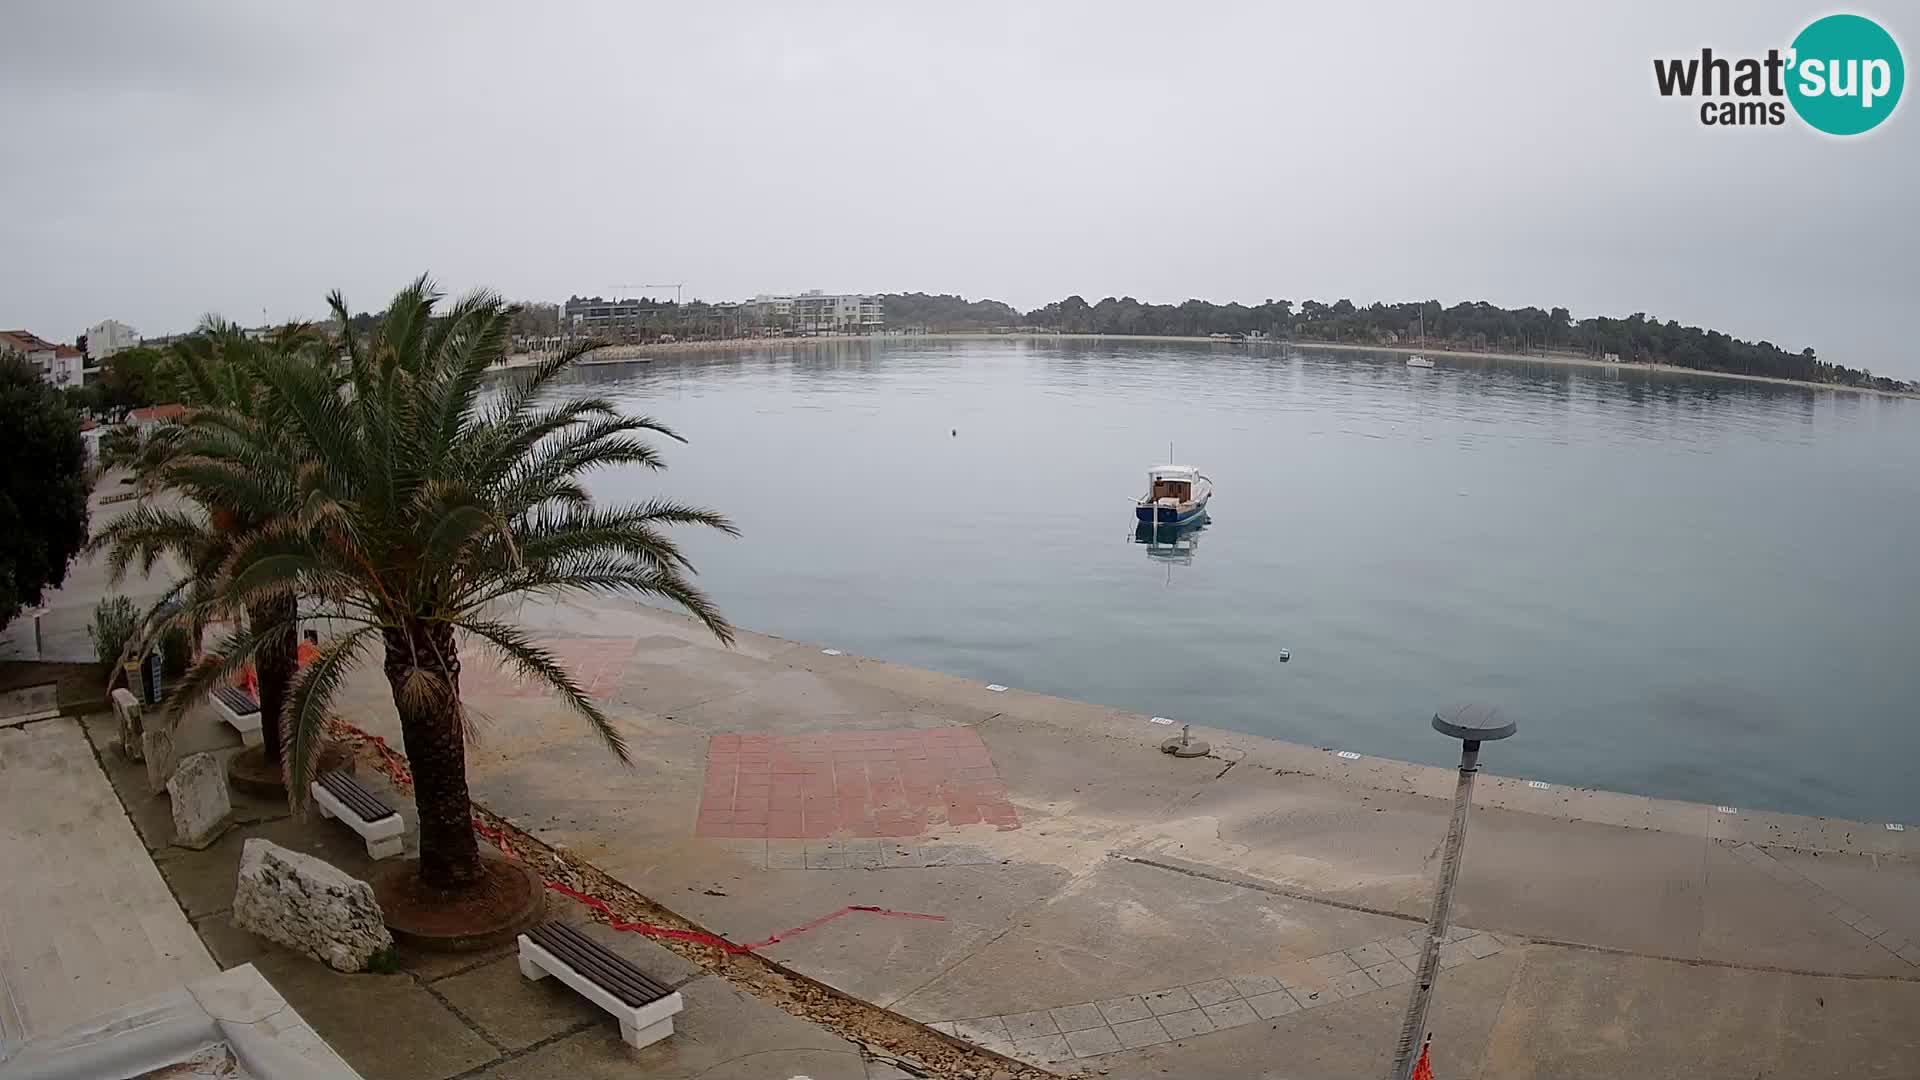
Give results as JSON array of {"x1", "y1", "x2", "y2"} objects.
[{"x1": 1136, "y1": 498, "x2": 1209, "y2": 526}]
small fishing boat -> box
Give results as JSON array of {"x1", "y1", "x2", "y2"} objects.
[
  {"x1": 1406, "y1": 355, "x2": 1435, "y2": 368},
  {"x1": 1135, "y1": 464, "x2": 1213, "y2": 526}
]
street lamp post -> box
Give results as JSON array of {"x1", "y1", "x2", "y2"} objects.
[{"x1": 1387, "y1": 704, "x2": 1517, "y2": 1080}]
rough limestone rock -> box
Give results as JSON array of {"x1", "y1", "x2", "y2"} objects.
[
  {"x1": 167, "y1": 751, "x2": 230, "y2": 848},
  {"x1": 232, "y1": 838, "x2": 394, "y2": 972},
  {"x1": 142, "y1": 723, "x2": 177, "y2": 793}
]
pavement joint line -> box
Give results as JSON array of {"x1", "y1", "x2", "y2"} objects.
[
  {"x1": 0, "y1": 711, "x2": 69, "y2": 731},
  {"x1": 934, "y1": 925, "x2": 1503, "y2": 1063},
  {"x1": 420, "y1": 977, "x2": 511, "y2": 1056},
  {"x1": 1113, "y1": 853, "x2": 1427, "y2": 925},
  {"x1": 879, "y1": 857, "x2": 1114, "y2": 1015},
  {"x1": 1526, "y1": 933, "x2": 1920, "y2": 981},
  {"x1": 1737, "y1": 842, "x2": 1920, "y2": 968},
  {"x1": 421, "y1": 948, "x2": 519, "y2": 985},
  {"x1": 441, "y1": 1016, "x2": 599, "y2": 1080}
]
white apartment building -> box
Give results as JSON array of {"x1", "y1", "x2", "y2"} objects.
[
  {"x1": 3, "y1": 329, "x2": 95, "y2": 389},
  {"x1": 87, "y1": 319, "x2": 140, "y2": 359},
  {"x1": 743, "y1": 291, "x2": 882, "y2": 333}
]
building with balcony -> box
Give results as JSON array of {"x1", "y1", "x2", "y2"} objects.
[{"x1": 741, "y1": 291, "x2": 882, "y2": 334}]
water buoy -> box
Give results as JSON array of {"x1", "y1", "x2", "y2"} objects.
[{"x1": 951, "y1": 429, "x2": 957, "y2": 436}]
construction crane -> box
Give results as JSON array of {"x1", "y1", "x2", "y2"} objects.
[{"x1": 610, "y1": 282, "x2": 685, "y2": 306}]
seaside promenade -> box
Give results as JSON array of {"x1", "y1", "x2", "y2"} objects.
[
  {"x1": 310, "y1": 596, "x2": 1920, "y2": 1078},
  {"x1": 10, "y1": 480, "x2": 1920, "y2": 1077}
]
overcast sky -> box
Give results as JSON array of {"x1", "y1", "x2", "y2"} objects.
[{"x1": 2, "y1": 1, "x2": 1914, "y2": 373}]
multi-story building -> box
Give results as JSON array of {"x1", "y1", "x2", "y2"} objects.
[
  {"x1": 86, "y1": 319, "x2": 140, "y2": 360},
  {"x1": 0, "y1": 330, "x2": 58, "y2": 375},
  {"x1": 562, "y1": 295, "x2": 672, "y2": 339},
  {"x1": 742, "y1": 291, "x2": 882, "y2": 334},
  {"x1": 3, "y1": 329, "x2": 97, "y2": 389},
  {"x1": 48, "y1": 345, "x2": 86, "y2": 388}
]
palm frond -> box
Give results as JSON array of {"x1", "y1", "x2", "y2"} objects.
[
  {"x1": 281, "y1": 626, "x2": 378, "y2": 809},
  {"x1": 460, "y1": 619, "x2": 630, "y2": 764},
  {"x1": 163, "y1": 614, "x2": 300, "y2": 729}
]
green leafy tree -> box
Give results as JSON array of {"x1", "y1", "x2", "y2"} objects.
[
  {"x1": 98, "y1": 345, "x2": 176, "y2": 412},
  {"x1": 0, "y1": 354, "x2": 91, "y2": 628},
  {"x1": 171, "y1": 277, "x2": 737, "y2": 894}
]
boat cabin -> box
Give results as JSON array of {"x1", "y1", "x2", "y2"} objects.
[{"x1": 1147, "y1": 465, "x2": 1200, "y2": 503}]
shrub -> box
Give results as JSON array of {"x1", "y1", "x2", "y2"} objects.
[{"x1": 88, "y1": 595, "x2": 139, "y2": 665}]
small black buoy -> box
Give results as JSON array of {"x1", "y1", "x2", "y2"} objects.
[{"x1": 951, "y1": 429, "x2": 957, "y2": 437}]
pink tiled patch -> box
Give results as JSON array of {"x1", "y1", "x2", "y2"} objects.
[
  {"x1": 460, "y1": 635, "x2": 638, "y2": 701},
  {"x1": 697, "y1": 729, "x2": 1019, "y2": 839}
]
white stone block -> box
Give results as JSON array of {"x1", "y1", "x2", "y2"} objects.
[
  {"x1": 517, "y1": 935, "x2": 684, "y2": 1050},
  {"x1": 111, "y1": 687, "x2": 143, "y2": 761},
  {"x1": 166, "y1": 752, "x2": 230, "y2": 849},
  {"x1": 232, "y1": 838, "x2": 394, "y2": 972}
]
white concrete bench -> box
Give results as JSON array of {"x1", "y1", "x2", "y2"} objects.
[
  {"x1": 212, "y1": 685, "x2": 263, "y2": 748},
  {"x1": 309, "y1": 770, "x2": 404, "y2": 859},
  {"x1": 518, "y1": 921, "x2": 684, "y2": 1049}
]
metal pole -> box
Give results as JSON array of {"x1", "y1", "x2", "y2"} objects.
[{"x1": 1387, "y1": 739, "x2": 1481, "y2": 1080}]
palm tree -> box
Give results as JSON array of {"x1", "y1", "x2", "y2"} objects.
[
  {"x1": 172, "y1": 277, "x2": 736, "y2": 896},
  {"x1": 92, "y1": 321, "x2": 329, "y2": 785}
]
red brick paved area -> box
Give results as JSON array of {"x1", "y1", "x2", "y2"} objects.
[
  {"x1": 697, "y1": 729, "x2": 1020, "y2": 839},
  {"x1": 459, "y1": 635, "x2": 638, "y2": 700}
]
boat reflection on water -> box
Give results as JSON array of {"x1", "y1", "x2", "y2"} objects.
[{"x1": 1131, "y1": 512, "x2": 1210, "y2": 572}]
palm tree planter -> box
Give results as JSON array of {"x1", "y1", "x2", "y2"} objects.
[{"x1": 172, "y1": 278, "x2": 736, "y2": 948}]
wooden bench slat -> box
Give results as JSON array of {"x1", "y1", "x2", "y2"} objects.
[
  {"x1": 316, "y1": 770, "x2": 397, "y2": 822},
  {"x1": 529, "y1": 923, "x2": 669, "y2": 1004},
  {"x1": 213, "y1": 685, "x2": 261, "y2": 715},
  {"x1": 529, "y1": 941, "x2": 661, "y2": 1006},
  {"x1": 527, "y1": 922, "x2": 670, "y2": 1006}
]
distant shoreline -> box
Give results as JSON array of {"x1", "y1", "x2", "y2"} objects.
[{"x1": 510, "y1": 333, "x2": 1915, "y2": 399}]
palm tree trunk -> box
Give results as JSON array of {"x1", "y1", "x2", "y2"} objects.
[
  {"x1": 383, "y1": 620, "x2": 483, "y2": 891},
  {"x1": 247, "y1": 596, "x2": 298, "y2": 768}
]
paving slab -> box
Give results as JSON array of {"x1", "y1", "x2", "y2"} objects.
[
  {"x1": 0, "y1": 717, "x2": 217, "y2": 1045},
  {"x1": 1097, "y1": 949, "x2": 1521, "y2": 1080},
  {"x1": 891, "y1": 857, "x2": 1408, "y2": 1020},
  {"x1": 1769, "y1": 846, "x2": 1920, "y2": 952},
  {"x1": 1477, "y1": 944, "x2": 1920, "y2": 1079},
  {"x1": 472, "y1": 973, "x2": 873, "y2": 1080},
  {"x1": 430, "y1": 955, "x2": 602, "y2": 1051},
  {"x1": 239, "y1": 947, "x2": 499, "y2": 1080}
]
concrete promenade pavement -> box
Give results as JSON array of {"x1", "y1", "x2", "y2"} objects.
[
  {"x1": 49, "y1": 697, "x2": 916, "y2": 1080},
  {"x1": 316, "y1": 597, "x2": 1920, "y2": 1079},
  {"x1": 0, "y1": 716, "x2": 217, "y2": 1052},
  {"x1": 3, "y1": 484, "x2": 905, "y2": 1080}
]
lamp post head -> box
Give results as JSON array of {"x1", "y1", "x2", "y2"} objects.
[{"x1": 1432, "y1": 704, "x2": 1516, "y2": 747}]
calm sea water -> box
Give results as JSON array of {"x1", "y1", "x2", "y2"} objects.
[{"x1": 565, "y1": 339, "x2": 1920, "y2": 824}]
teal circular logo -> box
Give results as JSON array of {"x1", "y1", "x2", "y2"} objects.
[{"x1": 1787, "y1": 14, "x2": 1904, "y2": 135}]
